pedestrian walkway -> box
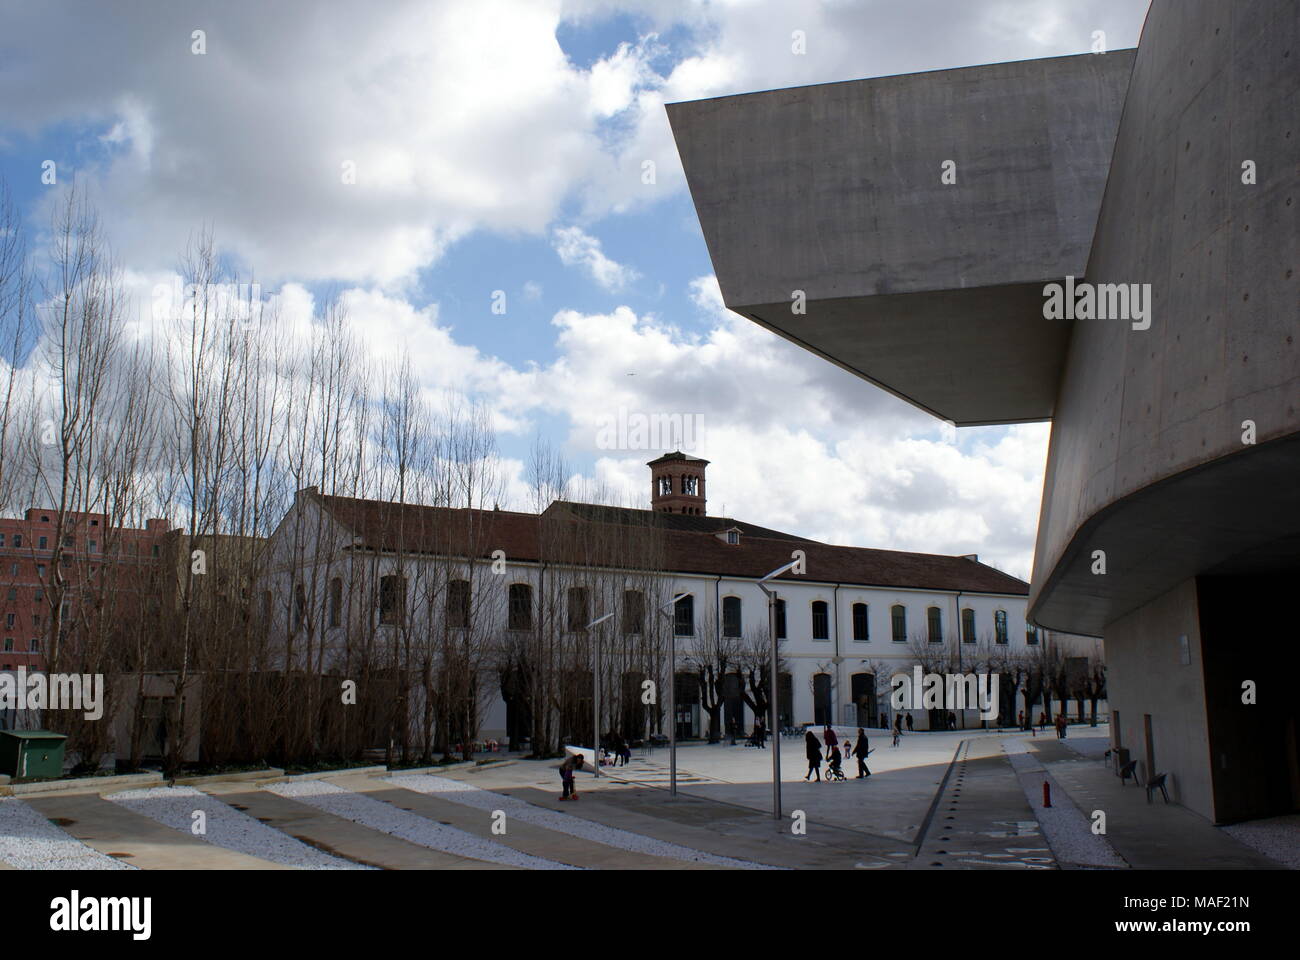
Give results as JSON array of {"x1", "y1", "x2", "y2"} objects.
[
  {"x1": 909, "y1": 737, "x2": 1054, "y2": 870},
  {"x1": 20, "y1": 791, "x2": 290, "y2": 869},
  {"x1": 1024, "y1": 732, "x2": 1283, "y2": 870}
]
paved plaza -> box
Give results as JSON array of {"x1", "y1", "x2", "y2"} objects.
[{"x1": 1, "y1": 723, "x2": 1292, "y2": 870}]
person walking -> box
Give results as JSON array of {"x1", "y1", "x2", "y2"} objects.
[
  {"x1": 892, "y1": 713, "x2": 903, "y2": 746},
  {"x1": 853, "y1": 728, "x2": 871, "y2": 778},
  {"x1": 558, "y1": 752, "x2": 586, "y2": 800},
  {"x1": 823, "y1": 724, "x2": 839, "y2": 761},
  {"x1": 905, "y1": 712, "x2": 914, "y2": 732},
  {"x1": 804, "y1": 730, "x2": 823, "y2": 781}
]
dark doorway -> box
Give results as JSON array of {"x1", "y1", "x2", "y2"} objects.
[
  {"x1": 778, "y1": 672, "x2": 793, "y2": 729},
  {"x1": 813, "y1": 673, "x2": 832, "y2": 726},
  {"x1": 674, "y1": 672, "x2": 699, "y2": 739},
  {"x1": 851, "y1": 673, "x2": 876, "y2": 727},
  {"x1": 723, "y1": 673, "x2": 745, "y2": 739}
]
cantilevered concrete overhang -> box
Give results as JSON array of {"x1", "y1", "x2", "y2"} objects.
[{"x1": 667, "y1": 50, "x2": 1135, "y2": 426}]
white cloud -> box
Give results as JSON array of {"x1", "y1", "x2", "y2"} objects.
[{"x1": 551, "y1": 225, "x2": 640, "y2": 291}]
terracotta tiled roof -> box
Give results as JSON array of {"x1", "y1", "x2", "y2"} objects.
[{"x1": 313, "y1": 492, "x2": 1027, "y2": 596}]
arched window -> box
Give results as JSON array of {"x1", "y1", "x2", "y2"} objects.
[
  {"x1": 446, "y1": 579, "x2": 470, "y2": 628},
  {"x1": 567, "y1": 587, "x2": 590, "y2": 632},
  {"x1": 961, "y1": 607, "x2": 976, "y2": 643},
  {"x1": 852, "y1": 602, "x2": 869, "y2": 642},
  {"x1": 722, "y1": 596, "x2": 742, "y2": 637},
  {"x1": 508, "y1": 583, "x2": 532, "y2": 631},
  {"x1": 811, "y1": 600, "x2": 829, "y2": 640},
  {"x1": 673, "y1": 594, "x2": 695, "y2": 637},
  {"x1": 621, "y1": 590, "x2": 644, "y2": 636},
  {"x1": 927, "y1": 606, "x2": 943, "y2": 643},
  {"x1": 994, "y1": 609, "x2": 1009, "y2": 644},
  {"x1": 890, "y1": 604, "x2": 907, "y2": 642}
]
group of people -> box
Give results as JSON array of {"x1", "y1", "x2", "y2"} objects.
[
  {"x1": 803, "y1": 726, "x2": 871, "y2": 782},
  {"x1": 598, "y1": 731, "x2": 633, "y2": 767}
]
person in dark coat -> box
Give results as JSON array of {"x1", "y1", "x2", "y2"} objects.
[
  {"x1": 853, "y1": 728, "x2": 871, "y2": 778},
  {"x1": 804, "y1": 730, "x2": 823, "y2": 782},
  {"x1": 823, "y1": 724, "x2": 838, "y2": 760},
  {"x1": 905, "y1": 712, "x2": 914, "y2": 732}
]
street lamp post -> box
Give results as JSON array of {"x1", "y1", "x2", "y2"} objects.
[
  {"x1": 757, "y1": 560, "x2": 799, "y2": 820},
  {"x1": 656, "y1": 592, "x2": 689, "y2": 796},
  {"x1": 584, "y1": 612, "x2": 615, "y2": 779}
]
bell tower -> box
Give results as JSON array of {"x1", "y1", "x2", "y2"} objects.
[{"x1": 648, "y1": 451, "x2": 709, "y2": 515}]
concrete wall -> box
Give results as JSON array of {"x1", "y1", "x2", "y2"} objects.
[
  {"x1": 1030, "y1": 0, "x2": 1300, "y2": 633},
  {"x1": 1104, "y1": 578, "x2": 1214, "y2": 818}
]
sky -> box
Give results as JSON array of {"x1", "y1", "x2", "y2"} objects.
[{"x1": 0, "y1": 0, "x2": 1152, "y2": 581}]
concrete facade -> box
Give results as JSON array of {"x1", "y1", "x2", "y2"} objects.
[
  {"x1": 671, "y1": 0, "x2": 1299, "y2": 823},
  {"x1": 667, "y1": 50, "x2": 1134, "y2": 424}
]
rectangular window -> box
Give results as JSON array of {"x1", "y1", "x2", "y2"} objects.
[
  {"x1": 994, "y1": 610, "x2": 1008, "y2": 644},
  {"x1": 12, "y1": 535, "x2": 20, "y2": 548},
  {"x1": 8, "y1": 563, "x2": 15, "y2": 576},
  {"x1": 0, "y1": 534, "x2": 5, "y2": 548},
  {"x1": 36, "y1": 565, "x2": 45, "y2": 577},
  {"x1": 852, "y1": 603, "x2": 869, "y2": 641},
  {"x1": 29, "y1": 638, "x2": 38, "y2": 652},
  {"x1": 927, "y1": 607, "x2": 943, "y2": 643},
  {"x1": 88, "y1": 540, "x2": 97, "y2": 552},
  {"x1": 811, "y1": 601, "x2": 829, "y2": 640},
  {"x1": 379, "y1": 575, "x2": 407, "y2": 626},
  {"x1": 673, "y1": 594, "x2": 694, "y2": 637},
  {"x1": 722, "y1": 596, "x2": 742, "y2": 638},
  {"x1": 621, "y1": 590, "x2": 644, "y2": 636},
  {"x1": 446, "y1": 579, "x2": 471, "y2": 629},
  {"x1": 63, "y1": 537, "x2": 73, "y2": 548},
  {"x1": 1026, "y1": 625, "x2": 1039, "y2": 645},
  {"x1": 2, "y1": 639, "x2": 11, "y2": 652},
  {"x1": 568, "y1": 587, "x2": 590, "y2": 632},
  {"x1": 328, "y1": 578, "x2": 342, "y2": 627},
  {"x1": 891, "y1": 605, "x2": 907, "y2": 643},
  {"x1": 294, "y1": 584, "x2": 308, "y2": 630},
  {"x1": 4, "y1": 613, "x2": 12, "y2": 628},
  {"x1": 508, "y1": 583, "x2": 533, "y2": 631},
  {"x1": 962, "y1": 608, "x2": 976, "y2": 643}
]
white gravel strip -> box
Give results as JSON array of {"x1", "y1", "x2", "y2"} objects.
[
  {"x1": 108, "y1": 786, "x2": 367, "y2": 870},
  {"x1": 1001, "y1": 738, "x2": 1127, "y2": 869},
  {"x1": 388, "y1": 774, "x2": 782, "y2": 870},
  {"x1": 265, "y1": 779, "x2": 576, "y2": 870},
  {"x1": 1222, "y1": 815, "x2": 1300, "y2": 870},
  {"x1": 0, "y1": 796, "x2": 134, "y2": 870}
]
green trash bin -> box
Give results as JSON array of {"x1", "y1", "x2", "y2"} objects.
[{"x1": 0, "y1": 730, "x2": 68, "y2": 779}]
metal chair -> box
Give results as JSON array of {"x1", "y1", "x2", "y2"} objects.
[{"x1": 1146, "y1": 772, "x2": 1170, "y2": 804}]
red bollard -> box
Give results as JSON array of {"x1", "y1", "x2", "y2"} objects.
[{"x1": 1042, "y1": 781, "x2": 1052, "y2": 807}]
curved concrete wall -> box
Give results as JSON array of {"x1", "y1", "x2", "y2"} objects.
[{"x1": 1029, "y1": 0, "x2": 1299, "y2": 633}]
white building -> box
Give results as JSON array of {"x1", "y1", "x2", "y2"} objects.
[{"x1": 259, "y1": 452, "x2": 1039, "y2": 750}]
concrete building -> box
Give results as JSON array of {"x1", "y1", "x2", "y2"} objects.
[
  {"x1": 669, "y1": 0, "x2": 1297, "y2": 822},
  {"x1": 261, "y1": 454, "x2": 1037, "y2": 748}
]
